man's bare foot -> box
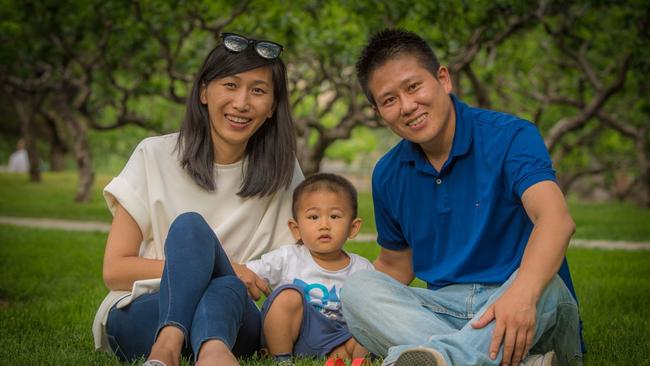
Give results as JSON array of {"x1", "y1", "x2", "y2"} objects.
[
  {"x1": 196, "y1": 339, "x2": 239, "y2": 366},
  {"x1": 146, "y1": 326, "x2": 184, "y2": 366}
]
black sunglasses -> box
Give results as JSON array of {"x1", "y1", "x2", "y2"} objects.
[{"x1": 221, "y1": 33, "x2": 284, "y2": 60}]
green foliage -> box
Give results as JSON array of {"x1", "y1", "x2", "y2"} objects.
[
  {"x1": 326, "y1": 127, "x2": 379, "y2": 164},
  {"x1": 2, "y1": 0, "x2": 648, "y2": 202},
  {"x1": 88, "y1": 125, "x2": 156, "y2": 175}
]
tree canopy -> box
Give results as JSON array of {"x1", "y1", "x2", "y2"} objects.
[{"x1": 1, "y1": 0, "x2": 647, "y2": 205}]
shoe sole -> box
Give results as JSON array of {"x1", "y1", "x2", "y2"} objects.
[{"x1": 394, "y1": 348, "x2": 446, "y2": 366}]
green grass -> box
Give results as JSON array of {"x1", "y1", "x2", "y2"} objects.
[
  {"x1": 1, "y1": 172, "x2": 648, "y2": 243},
  {"x1": 567, "y1": 248, "x2": 650, "y2": 365},
  {"x1": 569, "y1": 200, "x2": 650, "y2": 242},
  {"x1": 0, "y1": 172, "x2": 112, "y2": 222},
  {"x1": 1, "y1": 225, "x2": 649, "y2": 365}
]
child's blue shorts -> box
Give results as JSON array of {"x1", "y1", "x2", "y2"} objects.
[{"x1": 260, "y1": 284, "x2": 352, "y2": 357}]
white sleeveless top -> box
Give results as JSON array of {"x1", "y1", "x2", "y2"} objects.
[{"x1": 92, "y1": 133, "x2": 303, "y2": 351}]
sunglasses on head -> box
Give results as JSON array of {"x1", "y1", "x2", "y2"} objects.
[{"x1": 221, "y1": 33, "x2": 284, "y2": 60}]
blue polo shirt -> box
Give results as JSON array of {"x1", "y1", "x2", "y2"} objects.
[{"x1": 372, "y1": 95, "x2": 577, "y2": 299}]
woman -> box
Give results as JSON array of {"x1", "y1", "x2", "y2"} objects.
[{"x1": 92, "y1": 33, "x2": 303, "y2": 366}]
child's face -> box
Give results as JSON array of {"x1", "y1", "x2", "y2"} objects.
[{"x1": 289, "y1": 190, "x2": 361, "y2": 256}]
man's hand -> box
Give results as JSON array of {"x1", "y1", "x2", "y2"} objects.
[
  {"x1": 472, "y1": 283, "x2": 537, "y2": 366},
  {"x1": 231, "y1": 262, "x2": 270, "y2": 300}
]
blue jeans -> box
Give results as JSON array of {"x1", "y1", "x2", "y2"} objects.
[
  {"x1": 106, "y1": 212, "x2": 261, "y2": 362},
  {"x1": 341, "y1": 270, "x2": 583, "y2": 366}
]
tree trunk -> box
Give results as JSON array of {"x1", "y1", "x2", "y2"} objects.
[
  {"x1": 55, "y1": 97, "x2": 94, "y2": 202},
  {"x1": 635, "y1": 126, "x2": 650, "y2": 208},
  {"x1": 50, "y1": 142, "x2": 67, "y2": 171},
  {"x1": 45, "y1": 114, "x2": 68, "y2": 171},
  {"x1": 70, "y1": 118, "x2": 94, "y2": 202},
  {"x1": 13, "y1": 98, "x2": 41, "y2": 182},
  {"x1": 296, "y1": 134, "x2": 331, "y2": 177}
]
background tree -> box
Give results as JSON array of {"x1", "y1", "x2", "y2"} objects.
[
  {"x1": 1, "y1": 0, "x2": 247, "y2": 201},
  {"x1": 1, "y1": 0, "x2": 646, "y2": 206}
]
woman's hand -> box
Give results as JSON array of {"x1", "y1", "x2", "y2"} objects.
[{"x1": 231, "y1": 262, "x2": 270, "y2": 300}]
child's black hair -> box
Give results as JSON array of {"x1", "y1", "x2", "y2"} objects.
[{"x1": 292, "y1": 173, "x2": 358, "y2": 219}]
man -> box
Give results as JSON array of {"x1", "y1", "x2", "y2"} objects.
[{"x1": 340, "y1": 29, "x2": 583, "y2": 366}]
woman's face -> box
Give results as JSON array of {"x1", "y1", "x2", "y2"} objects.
[{"x1": 200, "y1": 66, "x2": 275, "y2": 163}]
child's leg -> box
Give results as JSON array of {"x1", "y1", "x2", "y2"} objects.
[
  {"x1": 328, "y1": 337, "x2": 368, "y2": 360},
  {"x1": 328, "y1": 341, "x2": 352, "y2": 360},
  {"x1": 263, "y1": 288, "x2": 304, "y2": 356},
  {"x1": 349, "y1": 337, "x2": 369, "y2": 358}
]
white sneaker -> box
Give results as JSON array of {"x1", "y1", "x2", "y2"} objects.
[
  {"x1": 393, "y1": 347, "x2": 447, "y2": 366},
  {"x1": 142, "y1": 361, "x2": 167, "y2": 366},
  {"x1": 520, "y1": 350, "x2": 558, "y2": 366}
]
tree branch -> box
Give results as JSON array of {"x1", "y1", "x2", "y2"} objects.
[{"x1": 544, "y1": 53, "x2": 631, "y2": 150}]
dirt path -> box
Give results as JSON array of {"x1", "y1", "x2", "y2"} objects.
[{"x1": 1, "y1": 216, "x2": 649, "y2": 250}]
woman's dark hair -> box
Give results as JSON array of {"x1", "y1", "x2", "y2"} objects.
[
  {"x1": 291, "y1": 173, "x2": 358, "y2": 219},
  {"x1": 356, "y1": 28, "x2": 441, "y2": 106},
  {"x1": 176, "y1": 40, "x2": 296, "y2": 197}
]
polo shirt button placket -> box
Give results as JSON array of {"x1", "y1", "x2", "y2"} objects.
[{"x1": 434, "y1": 176, "x2": 451, "y2": 214}]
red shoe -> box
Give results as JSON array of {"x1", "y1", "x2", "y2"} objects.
[{"x1": 351, "y1": 358, "x2": 371, "y2": 366}]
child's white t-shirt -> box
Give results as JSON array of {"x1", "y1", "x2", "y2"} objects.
[{"x1": 246, "y1": 244, "x2": 374, "y2": 323}]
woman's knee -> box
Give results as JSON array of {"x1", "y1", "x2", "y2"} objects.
[
  {"x1": 166, "y1": 212, "x2": 213, "y2": 251},
  {"x1": 169, "y1": 212, "x2": 209, "y2": 234}
]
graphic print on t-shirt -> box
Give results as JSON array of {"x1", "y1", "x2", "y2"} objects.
[{"x1": 293, "y1": 278, "x2": 344, "y2": 322}]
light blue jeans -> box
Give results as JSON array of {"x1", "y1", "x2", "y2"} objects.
[{"x1": 341, "y1": 270, "x2": 583, "y2": 366}]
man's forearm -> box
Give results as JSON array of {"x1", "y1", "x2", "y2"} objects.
[
  {"x1": 373, "y1": 247, "x2": 415, "y2": 285},
  {"x1": 374, "y1": 258, "x2": 414, "y2": 285},
  {"x1": 514, "y1": 211, "x2": 575, "y2": 302}
]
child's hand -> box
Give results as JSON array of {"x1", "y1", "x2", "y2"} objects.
[{"x1": 232, "y1": 262, "x2": 271, "y2": 300}]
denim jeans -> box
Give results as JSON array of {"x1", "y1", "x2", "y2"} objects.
[
  {"x1": 106, "y1": 212, "x2": 261, "y2": 362},
  {"x1": 341, "y1": 270, "x2": 583, "y2": 366}
]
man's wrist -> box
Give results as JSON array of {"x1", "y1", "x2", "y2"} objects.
[{"x1": 510, "y1": 274, "x2": 544, "y2": 304}]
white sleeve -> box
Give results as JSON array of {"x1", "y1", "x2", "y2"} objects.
[
  {"x1": 103, "y1": 141, "x2": 152, "y2": 240},
  {"x1": 245, "y1": 246, "x2": 290, "y2": 288},
  {"x1": 349, "y1": 253, "x2": 375, "y2": 273}
]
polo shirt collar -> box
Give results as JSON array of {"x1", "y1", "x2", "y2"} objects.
[
  {"x1": 449, "y1": 94, "x2": 473, "y2": 158},
  {"x1": 399, "y1": 94, "x2": 473, "y2": 164}
]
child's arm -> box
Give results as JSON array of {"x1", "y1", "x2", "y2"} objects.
[{"x1": 245, "y1": 246, "x2": 290, "y2": 289}]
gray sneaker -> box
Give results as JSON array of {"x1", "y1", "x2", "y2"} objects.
[
  {"x1": 393, "y1": 347, "x2": 447, "y2": 366},
  {"x1": 520, "y1": 350, "x2": 558, "y2": 366},
  {"x1": 142, "y1": 361, "x2": 167, "y2": 366}
]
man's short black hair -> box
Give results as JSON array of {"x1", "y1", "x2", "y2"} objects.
[
  {"x1": 292, "y1": 173, "x2": 358, "y2": 219},
  {"x1": 356, "y1": 28, "x2": 441, "y2": 106}
]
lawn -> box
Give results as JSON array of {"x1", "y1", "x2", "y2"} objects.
[
  {"x1": 1, "y1": 172, "x2": 649, "y2": 242},
  {"x1": 1, "y1": 225, "x2": 649, "y2": 365},
  {"x1": 0, "y1": 172, "x2": 649, "y2": 365},
  {"x1": 0, "y1": 172, "x2": 111, "y2": 222}
]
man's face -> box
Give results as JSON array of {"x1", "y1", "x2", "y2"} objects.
[{"x1": 368, "y1": 55, "x2": 455, "y2": 154}]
